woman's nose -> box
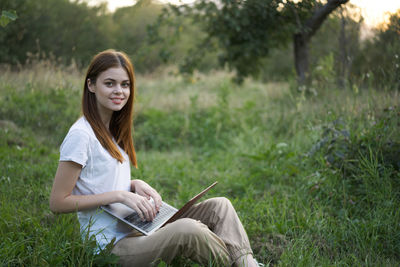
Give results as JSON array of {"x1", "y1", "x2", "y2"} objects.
[{"x1": 114, "y1": 85, "x2": 123, "y2": 94}]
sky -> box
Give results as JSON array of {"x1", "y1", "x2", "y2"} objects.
[
  {"x1": 88, "y1": 0, "x2": 195, "y2": 11},
  {"x1": 90, "y1": 0, "x2": 400, "y2": 28},
  {"x1": 351, "y1": 0, "x2": 400, "y2": 27}
]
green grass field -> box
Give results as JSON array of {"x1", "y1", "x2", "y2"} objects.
[{"x1": 1, "y1": 64, "x2": 400, "y2": 266}]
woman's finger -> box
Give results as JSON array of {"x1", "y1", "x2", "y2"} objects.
[
  {"x1": 145, "y1": 198, "x2": 157, "y2": 219},
  {"x1": 137, "y1": 202, "x2": 151, "y2": 221},
  {"x1": 147, "y1": 189, "x2": 162, "y2": 211},
  {"x1": 131, "y1": 203, "x2": 145, "y2": 221},
  {"x1": 154, "y1": 193, "x2": 162, "y2": 211},
  {"x1": 141, "y1": 199, "x2": 156, "y2": 221}
]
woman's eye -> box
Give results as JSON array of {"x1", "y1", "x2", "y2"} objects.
[
  {"x1": 105, "y1": 82, "x2": 113, "y2": 87},
  {"x1": 122, "y1": 83, "x2": 130, "y2": 88}
]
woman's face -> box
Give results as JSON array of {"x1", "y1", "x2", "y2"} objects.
[{"x1": 88, "y1": 67, "x2": 130, "y2": 120}]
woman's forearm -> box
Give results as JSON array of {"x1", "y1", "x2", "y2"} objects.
[
  {"x1": 49, "y1": 190, "x2": 125, "y2": 213},
  {"x1": 50, "y1": 161, "x2": 128, "y2": 213}
]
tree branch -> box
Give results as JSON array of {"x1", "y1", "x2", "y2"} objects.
[{"x1": 304, "y1": 0, "x2": 349, "y2": 40}]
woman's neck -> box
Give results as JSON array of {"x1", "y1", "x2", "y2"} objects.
[
  {"x1": 99, "y1": 111, "x2": 112, "y2": 131},
  {"x1": 96, "y1": 105, "x2": 113, "y2": 130}
]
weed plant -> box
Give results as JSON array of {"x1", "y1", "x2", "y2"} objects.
[{"x1": 0, "y1": 64, "x2": 399, "y2": 266}]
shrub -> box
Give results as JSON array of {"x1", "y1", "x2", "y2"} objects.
[{"x1": 0, "y1": 84, "x2": 80, "y2": 145}]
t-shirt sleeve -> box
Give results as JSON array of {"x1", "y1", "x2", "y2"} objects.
[{"x1": 59, "y1": 129, "x2": 90, "y2": 167}]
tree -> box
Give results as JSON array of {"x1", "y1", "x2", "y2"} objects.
[
  {"x1": 307, "y1": 4, "x2": 361, "y2": 88},
  {"x1": 288, "y1": 0, "x2": 349, "y2": 84},
  {"x1": 352, "y1": 9, "x2": 400, "y2": 90},
  {"x1": 155, "y1": 0, "x2": 349, "y2": 84},
  {"x1": 0, "y1": 0, "x2": 114, "y2": 66},
  {"x1": 113, "y1": 0, "x2": 165, "y2": 72}
]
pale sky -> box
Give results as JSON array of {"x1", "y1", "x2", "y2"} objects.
[
  {"x1": 88, "y1": 0, "x2": 195, "y2": 11},
  {"x1": 90, "y1": 0, "x2": 400, "y2": 28},
  {"x1": 351, "y1": 0, "x2": 400, "y2": 27}
]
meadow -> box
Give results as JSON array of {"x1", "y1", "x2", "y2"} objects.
[{"x1": 0, "y1": 62, "x2": 399, "y2": 266}]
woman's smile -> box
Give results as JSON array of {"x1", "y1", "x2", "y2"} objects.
[{"x1": 111, "y1": 97, "x2": 125, "y2": 105}]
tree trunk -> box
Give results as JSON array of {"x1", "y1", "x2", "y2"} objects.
[
  {"x1": 293, "y1": 0, "x2": 350, "y2": 85},
  {"x1": 338, "y1": 7, "x2": 349, "y2": 88},
  {"x1": 294, "y1": 33, "x2": 310, "y2": 85}
]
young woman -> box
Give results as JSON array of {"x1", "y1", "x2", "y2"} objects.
[{"x1": 50, "y1": 49, "x2": 260, "y2": 267}]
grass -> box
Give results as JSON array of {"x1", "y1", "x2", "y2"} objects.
[{"x1": 0, "y1": 63, "x2": 400, "y2": 266}]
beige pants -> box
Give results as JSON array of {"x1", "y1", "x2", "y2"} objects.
[{"x1": 111, "y1": 197, "x2": 253, "y2": 266}]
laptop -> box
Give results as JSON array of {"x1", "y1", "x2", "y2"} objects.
[{"x1": 101, "y1": 181, "x2": 218, "y2": 235}]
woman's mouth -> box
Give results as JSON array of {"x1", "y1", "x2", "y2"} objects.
[{"x1": 111, "y1": 98, "x2": 124, "y2": 104}]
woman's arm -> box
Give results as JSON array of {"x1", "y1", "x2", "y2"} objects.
[{"x1": 49, "y1": 161, "x2": 157, "y2": 221}]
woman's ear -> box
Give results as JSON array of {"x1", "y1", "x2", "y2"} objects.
[{"x1": 87, "y1": 79, "x2": 95, "y2": 93}]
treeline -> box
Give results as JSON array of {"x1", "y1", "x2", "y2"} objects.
[
  {"x1": 0, "y1": 0, "x2": 399, "y2": 88},
  {"x1": 0, "y1": 0, "x2": 165, "y2": 71}
]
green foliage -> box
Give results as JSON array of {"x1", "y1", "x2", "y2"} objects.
[
  {"x1": 156, "y1": 0, "x2": 293, "y2": 82},
  {"x1": 352, "y1": 10, "x2": 400, "y2": 90},
  {"x1": 1, "y1": 65, "x2": 400, "y2": 265},
  {"x1": 259, "y1": 5, "x2": 362, "y2": 85},
  {"x1": 308, "y1": 107, "x2": 400, "y2": 174},
  {"x1": 302, "y1": 108, "x2": 400, "y2": 262},
  {"x1": 0, "y1": 0, "x2": 217, "y2": 74},
  {"x1": 135, "y1": 80, "x2": 237, "y2": 151},
  {"x1": 1, "y1": 0, "x2": 394, "y2": 91},
  {"x1": 0, "y1": 10, "x2": 17, "y2": 27},
  {"x1": 0, "y1": 0, "x2": 395, "y2": 91},
  {"x1": 135, "y1": 108, "x2": 186, "y2": 150},
  {"x1": 193, "y1": 0, "x2": 289, "y2": 82},
  {"x1": 258, "y1": 46, "x2": 295, "y2": 82},
  {"x1": 0, "y1": 124, "x2": 119, "y2": 266},
  {"x1": 153, "y1": 0, "x2": 353, "y2": 83},
  {"x1": 0, "y1": 83, "x2": 80, "y2": 145},
  {"x1": 312, "y1": 52, "x2": 336, "y2": 89},
  {"x1": 0, "y1": 0, "x2": 113, "y2": 66},
  {"x1": 112, "y1": 0, "x2": 165, "y2": 72},
  {"x1": 146, "y1": 3, "x2": 221, "y2": 74}
]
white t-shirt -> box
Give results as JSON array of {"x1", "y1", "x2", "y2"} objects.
[{"x1": 59, "y1": 116, "x2": 133, "y2": 251}]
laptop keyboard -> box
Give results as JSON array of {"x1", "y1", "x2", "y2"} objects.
[{"x1": 124, "y1": 204, "x2": 176, "y2": 232}]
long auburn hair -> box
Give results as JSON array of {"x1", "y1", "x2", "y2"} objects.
[{"x1": 82, "y1": 49, "x2": 137, "y2": 168}]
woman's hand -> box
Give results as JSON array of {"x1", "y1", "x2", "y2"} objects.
[
  {"x1": 131, "y1": 179, "x2": 162, "y2": 212},
  {"x1": 120, "y1": 191, "x2": 157, "y2": 222},
  {"x1": 50, "y1": 163, "x2": 159, "y2": 222}
]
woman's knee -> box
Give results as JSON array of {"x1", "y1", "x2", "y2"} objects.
[
  {"x1": 169, "y1": 218, "x2": 209, "y2": 238},
  {"x1": 166, "y1": 218, "x2": 230, "y2": 265},
  {"x1": 207, "y1": 197, "x2": 233, "y2": 210}
]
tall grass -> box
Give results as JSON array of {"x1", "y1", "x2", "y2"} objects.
[{"x1": 0, "y1": 63, "x2": 399, "y2": 266}]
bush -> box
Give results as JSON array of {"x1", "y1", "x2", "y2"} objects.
[
  {"x1": 308, "y1": 106, "x2": 400, "y2": 176},
  {"x1": 0, "y1": 84, "x2": 80, "y2": 145},
  {"x1": 307, "y1": 106, "x2": 400, "y2": 230}
]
